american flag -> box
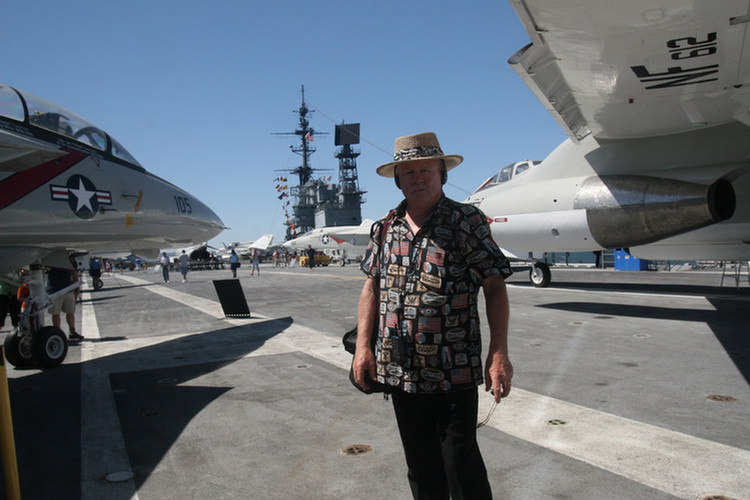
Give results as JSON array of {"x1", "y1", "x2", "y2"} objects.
[
  {"x1": 418, "y1": 317, "x2": 442, "y2": 333},
  {"x1": 451, "y1": 368, "x2": 472, "y2": 384}
]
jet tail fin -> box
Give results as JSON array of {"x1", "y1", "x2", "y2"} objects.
[{"x1": 252, "y1": 234, "x2": 274, "y2": 250}]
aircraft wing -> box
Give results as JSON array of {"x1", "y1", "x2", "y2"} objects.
[
  {"x1": 509, "y1": 0, "x2": 750, "y2": 141},
  {"x1": 0, "y1": 131, "x2": 67, "y2": 173}
]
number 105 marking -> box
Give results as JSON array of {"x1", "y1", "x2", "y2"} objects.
[{"x1": 174, "y1": 196, "x2": 192, "y2": 214}]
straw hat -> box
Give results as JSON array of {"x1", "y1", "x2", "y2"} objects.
[{"x1": 376, "y1": 132, "x2": 463, "y2": 178}]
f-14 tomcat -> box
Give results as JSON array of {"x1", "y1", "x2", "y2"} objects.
[
  {"x1": 465, "y1": 0, "x2": 750, "y2": 286},
  {"x1": 0, "y1": 83, "x2": 225, "y2": 367}
]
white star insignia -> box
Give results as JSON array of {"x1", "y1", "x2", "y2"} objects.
[{"x1": 68, "y1": 178, "x2": 95, "y2": 212}]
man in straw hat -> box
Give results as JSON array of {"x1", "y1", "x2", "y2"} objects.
[{"x1": 354, "y1": 132, "x2": 513, "y2": 499}]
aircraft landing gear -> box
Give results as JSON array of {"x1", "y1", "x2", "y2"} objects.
[
  {"x1": 33, "y1": 326, "x2": 68, "y2": 368},
  {"x1": 529, "y1": 262, "x2": 551, "y2": 287},
  {"x1": 4, "y1": 324, "x2": 69, "y2": 369},
  {"x1": 3, "y1": 331, "x2": 34, "y2": 369},
  {"x1": 4, "y1": 261, "x2": 73, "y2": 369}
]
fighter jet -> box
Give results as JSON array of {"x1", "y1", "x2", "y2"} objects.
[
  {"x1": 226, "y1": 234, "x2": 274, "y2": 257},
  {"x1": 215, "y1": 234, "x2": 274, "y2": 259},
  {"x1": 465, "y1": 0, "x2": 750, "y2": 286},
  {"x1": 282, "y1": 219, "x2": 374, "y2": 265},
  {"x1": 0, "y1": 83, "x2": 225, "y2": 367}
]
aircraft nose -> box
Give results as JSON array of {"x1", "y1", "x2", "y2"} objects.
[
  {"x1": 194, "y1": 198, "x2": 226, "y2": 231},
  {"x1": 173, "y1": 192, "x2": 226, "y2": 241}
]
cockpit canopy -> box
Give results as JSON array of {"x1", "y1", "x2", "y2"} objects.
[
  {"x1": 472, "y1": 160, "x2": 540, "y2": 193},
  {"x1": 0, "y1": 84, "x2": 142, "y2": 167}
]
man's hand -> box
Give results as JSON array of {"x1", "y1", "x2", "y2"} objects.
[
  {"x1": 352, "y1": 346, "x2": 377, "y2": 391},
  {"x1": 485, "y1": 351, "x2": 513, "y2": 403},
  {"x1": 482, "y1": 275, "x2": 512, "y2": 403}
]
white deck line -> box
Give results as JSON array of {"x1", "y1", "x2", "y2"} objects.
[{"x1": 79, "y1": 279, "x2": 140, "y2": 500}]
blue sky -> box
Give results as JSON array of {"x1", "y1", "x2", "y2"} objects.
[{"x1": 2, "y1": 1, "x2": 566, "y2": 248}]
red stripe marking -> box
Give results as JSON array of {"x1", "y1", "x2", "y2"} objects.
[{"x1": 0, "y1": 149, "x2": 88, "y2": 210}]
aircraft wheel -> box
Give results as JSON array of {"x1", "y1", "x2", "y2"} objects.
[
  {"x1": 529, "y1": 262, "x2": 551, "y2": 287},
  {"x1": 3, "y1": 331, "x2": 35, "y2": 368},
  {"x1": 33, "y1": 326, "x2": 68, "y2": 368}
]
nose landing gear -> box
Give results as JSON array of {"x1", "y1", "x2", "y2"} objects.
[
  {"x1": 3, "y1": 262, "x2": 73, "y2": 369},
  {"x1": 33, "y1": 326, "x2": 68, "y2": 367},
  {"x1": 3, "y1": 331, "x2": 34, "y2": 369},
  {"x1": 4, "y1": 325, "x2": 68, "y2": 369}
]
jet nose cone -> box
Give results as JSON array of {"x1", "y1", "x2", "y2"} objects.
[
  {"x1": 205, "y1": 204, "x2": 226, "y2": 231},
  {"x1": 178, "y1": 195, "x2": 226, "y2": 242},
  {"x1": 200, "y1": 203, "x2": 226, "y2": 232}
]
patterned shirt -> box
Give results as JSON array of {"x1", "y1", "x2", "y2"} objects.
[{"x1": 360, "y1": 196, "x2": 512, "y2": 394}]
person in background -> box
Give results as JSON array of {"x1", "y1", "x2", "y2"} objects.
[
  {"x1": 179, "y1": 250, "x2": 189, "y2": 282},
  {"x1": 306, "y1": 245, "x2": 315, "y2": 271},
  {"x1": 47, "y1": 255, "x2": 83, "y2": 340},
  {"x1": 0, "y1": 270, "x2": 21, "y2": 333},
  {"x1": 89, "y1": 257, "x2": 102, "y2": 286},
  {"x1": 160, "y1": 252, "x2": 170, "y2": 283},
  {"x1": 250, "y1": 249, "x2": 261, "y2": 276},
  {"x1": 230, "y1": 249, "x2": 240, "y2": 278}
]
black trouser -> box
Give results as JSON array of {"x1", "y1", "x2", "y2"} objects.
[{"x1": 391, "y1": 388, "x2": 492, "y2": 500}]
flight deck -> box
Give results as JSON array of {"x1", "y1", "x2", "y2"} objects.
[{"x1": 2, "y1": 264, "x2": 749, "y2": 500}]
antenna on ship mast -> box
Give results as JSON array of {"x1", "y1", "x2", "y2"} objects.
[{"x1": 272, "y1": 85, "x2": 329, "y2": 185}]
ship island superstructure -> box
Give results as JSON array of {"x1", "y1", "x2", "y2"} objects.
[{"x1": 274, "y1": 86, "x2": 365, "y2": 240}]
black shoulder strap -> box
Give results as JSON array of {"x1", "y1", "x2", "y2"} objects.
[
  {"x1": 380, "y1": 209, "x2": 396, "y2": 246},
  {"x1": 369, "y1": 210, "x2": 397, "y2": 277}
]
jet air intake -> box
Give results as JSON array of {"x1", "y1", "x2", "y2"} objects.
[{"x1": 575, "y1": 175, "x2": 735, "y2": 249}]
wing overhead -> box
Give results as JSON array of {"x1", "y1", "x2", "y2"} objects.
[
  {"x1": 509, "y1": 0, "x2": 750, "y2": 141},
  {"x1": 0, "y1": 130, "x2": 67, "y2": 172}
]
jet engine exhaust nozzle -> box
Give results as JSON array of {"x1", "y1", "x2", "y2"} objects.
[{"x1": 575, "y1": 176, "x2": 736, "y2": 249}]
